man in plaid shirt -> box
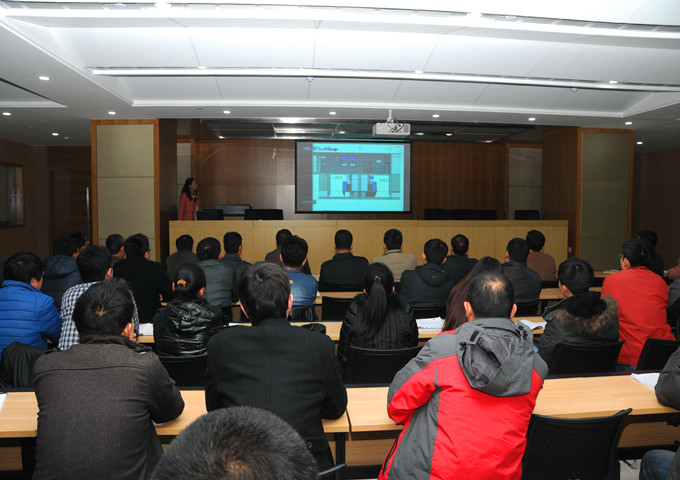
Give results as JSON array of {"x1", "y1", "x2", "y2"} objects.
[{"x1": 59, "y1": 246, "x2": 139, "y2": 350}]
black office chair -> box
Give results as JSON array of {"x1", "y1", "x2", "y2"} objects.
[
  {"x1": 410, "y1": 305, "x2": 446, "y2": 320},
  {"x1": 158, "y1": 354, "x2": 208, "y2": 387},
  {"x1": 521, "y1": 408, "x2": 631, "y2": 480},
  {"x1": 318, "y1": 463, "x2": 346, "y2": 480},
  {"x1": 637, "y1": 338, "x2": 680, "y2": 370},
  {"x1": 541, "y1": 280, "x2": 559, "y2": 289},
  {"x1": 549, "y1": 341, "x2": 624, "y2": 376},
  {"x1": 321, "y1": 296, "x2": 355, "y2": 321},
  {"x1": 515, "y1": 302, "x2": 540, "y2": 316},
  {"x1": 344, "y1": 345, "x2": 422, "y2": 384},
  {"x1": 288, "y1": 305, "x2": 319, "y2": 323}
]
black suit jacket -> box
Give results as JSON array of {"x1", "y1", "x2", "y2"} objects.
[
  {"x1": 318, "y1": 252, "x2": 369, "y2": 291},
  {"x1": 443, "y1": 255, "x2": 478, "y2": 285},
  {"x1": 113, "y1": 256, "x2": 173, "y2": 324},
  {"x1": 205, "y1": 318, "x2": 347, "y2": 456}
]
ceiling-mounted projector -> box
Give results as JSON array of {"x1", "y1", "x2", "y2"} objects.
[{"x1": 372, "y1": 121, "x2": 411, "y2": 137}]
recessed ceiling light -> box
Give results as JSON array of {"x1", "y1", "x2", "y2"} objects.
[
  {"x1": 415, "y1": 132, "x2": 425, "y2": 136},
  {"x1": 625, "y1": 121, "x2": 632, "y2": 125},
  {"x1": 39, "y1": 75, "x2": 50, "y2": 81},
  {"x1": 445, "y1": 133, "x2": 453, "y2": 137},
  {"x1": 2, "y1": 112, "x2": 11, "y2": 116},
  {"x1": 52, "y1": 132, "x2": 59, "y2": 136},
  {"x1": 609, "y1": 80, "x2": 619, "y2": 84},
  {"x1": 197, "y1": 66, "x2": 207, "y2": 70},
  {"x1": 414, "y1": 70, "x2": 423, "y2": 74},
  {"x1": 218, "y1": 136, "x2": 225, "y2": 139},
  {"x1": 338, "y1": 131, "x2": 346, "y2": 134},
  {"x1": 528, "y1": 117, "x2": 536, "y2": 122},
  {"x1": 432, "y1": 114, "x2": 440, "y2": 118},
  {"x1": 108, "y1": 111, "x2": 116, "y2": 115},
  {"x1": 637, "y1": 141, "x2": 644, "y2": 145},
  {"x1": 223, "y1": 110, "x2": 231, "y2": 114},
  {"x1": 329, "y1": 111, "x2": 336, "y2": 116}
]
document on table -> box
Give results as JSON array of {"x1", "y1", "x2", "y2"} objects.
[
  {"x1": 417, "y1": 318, "x2": 444, "y2": 331},
  {"x1": 518, "y1": 319, "x2": 547, "y2": 330},
  {"x1": 631, "y1": 373, "x2": 659, "y2": 389},
  {"x1": 0, "y1": 393, "x2": 6, "y2": 412},
  {"x1": 138, "y1": 323, "x2": 154, "y2": 336}
]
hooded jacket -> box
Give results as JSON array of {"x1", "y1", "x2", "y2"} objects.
[
  {"x1": 41, "y1": 254, "x2": 81, "y2": 310},
  {"x1": 538, "y1": 292, "x2": 619, "y2": 373},
  {"x1": 399, "y1": 263, "x2": 455, "y2": 308},
  {"x1": 152, "y1": 298, "x2": 225, "y2": 356},
  {"x1": 379, "y1": 318, "x2": 547, "y2": 480}
]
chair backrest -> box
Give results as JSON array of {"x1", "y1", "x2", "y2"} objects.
[
  {"x1": 410, "y1": 305, "x2": 446, "y2": 320},
  {"x1": 522, "y1": 408, "x2": 631, "y2": 480},
  {"x1": 515, "y1": 301, "x2": 540, "y2": 316},
  {"x1": 550, "y1": 341, "x2": 624, "y2": 376},
  {"x1": 541, "y1": 280, "x2": 559, "y2": 289},
  {"x1": 288, "y1": 305, "x2": 319, "y2": 323},
  {"x1": 321, "y1": 296, "x2": 355, "y2": 321},
  {"x1": 637, "y1": 338, "x2": 680, "y2": 370},
  {"x1": 344, "y1": 345, "x2": 422, "y2": 384},
  {"x1": 158, "y1": 354, "x2": 208, "y2": 387},
  {"x1": 318, "y1": 463, "x2": 346, "y2": 480}
]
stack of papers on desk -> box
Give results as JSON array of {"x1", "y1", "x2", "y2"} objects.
[
  {"x1": 518, "y1": 319, "x2": 546, "y2": 330},
  {"x1": 417, "y1": 318, "x2": 444, "y2": 331}
]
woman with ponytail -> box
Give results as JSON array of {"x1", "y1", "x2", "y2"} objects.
[
  {"x1": 337, "y1": 263, "x2": 417, "y2": 372},
  {"x1": 153, "y1": 263, "x2": 225, "y2": 356},
  {"x1": 178, "y1": 177, "x2": 201, "y2": 220}
]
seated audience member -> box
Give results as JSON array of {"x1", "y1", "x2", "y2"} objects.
[
  {"x1": 166, "y1": 234, "x2": 199, "y2": 280},
  {"x1": 265, "y1": 229, "x2": 313, "y2": 275},
  {"x1": 443, "y1": 234, "x2": 478, "y2": 285},
  {"x1": 379, "y1": 272, "x2": 547, "y2": 479},
  {"x1": 502, "y1": 238, "x2": 542, "y2": 305},
  {"x1": 70, "y1": 231, "x2": 89, "y2": 253},
  {"x1": 372, "y1": 229, "x2": 417, "y2": 283},
  {"x1": 319, "y1": 229, "x2": 369, "y2": 291},
  {"x1": 105, "y1": 233, "x2": 126, "y2": 265},
  {"x1": 443, "y1": 256, "x2": 503, "y2": 331},
  {"x1": 32, "y1": 279, "x2": 184, "y2": 480},
  {"x1": 601, "y1": 239, "x2": 673, "y2": 369},
  {"x1": 113, "y1": 233, "x2": 173, "y2": 324},
  {"x1": 42, "y1": 236, "x2": 82, "y2": 310},
  {"x1": 639, "y1": 229, "x2": 665, "y2": 277},
  {"x1": 281, "y1": 235, "x2": 318, "y2": 321},
  {"x1": 667, "y1": 256, "x2": 680, "y2": 283},
  {"x1": 639, "y1": 346, "x2": 680, "y2": 480},
  {"x1": 0, "y1": 252, "x2": 60, "y2": 357},
  {"x1": 59, "y1": 245, "x2": 139, "y2": 351},
  {"x1": 153, "y1": 263, "x2": 224, "y2": 356},
  {"x1": 538, "y1": 258, "x2": 619, "y2": 373},
  {"x1": 337, "y1": 263, "x2": 417, "y2": 373},
  {"x1": 205, "y1": 262, "x2": 347, "y2": 471},
  {"x1": 196, "y1": 237, "x2": 237, "y2": 319},
  {"x1": 400, "y1": 238, "x2": 454, "y2": 309},
  {"x1": 152, "y1": 406, "x2": 318, "y2": 480},
  {"x1": 222, "y1": 231, "x2": 252, "y2": 281},
  {"x1": 525, "y1": 230, "x2": 557, "y2": 281}
]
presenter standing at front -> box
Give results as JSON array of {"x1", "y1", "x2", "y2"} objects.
[{"x1": 178, "y1": 177, "x2": 201, "y2": 220}]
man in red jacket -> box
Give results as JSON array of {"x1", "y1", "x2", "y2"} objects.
[{"x1": 379, "y1": 272, "x2": 547, "y2": 480}]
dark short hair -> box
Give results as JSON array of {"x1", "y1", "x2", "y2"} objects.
[
  {"x1": 383, "y1": 229, "x2": 403, "y2": 250},
  {"x1": 4, "y1": 252, "x2": 43, "y2": 284},
  {"x1": 334, "y1": 229, "x2": 353, "y2": 250},
  {"x1": 525, "y1": 230, "x2": 546, "y2": 252},
  {"x1": 638, "y1": 229, "x2": 658, "y2": 249},
  {"x1": 622, "y1": 238, "x2": 650, "y2": 268},
  {"x1": 557, "y1": 258, "x2": 593, "y2": 295},
  {"x1": 73, "y1": 278, "x2": 134, "y2": 337},
  {"x1": 275, "y1": 229, "x2": 292, "y2": 247},
  {"x1": 70, "y1": 231, "x2": 88, "y2": 250},
  {"x1": 175, "y1": 234, "x2": 194, "y2": 252},
  {"x1": 223, "y1": 231, "x2": 243, "y2": 254},
  {"x1": 105, "y1": 234, "x2": 124, "y2": 255},
  {"x1": 239, "y1": 262, "x2": 290, "y2": 324},
  {"x1": 52, "y1": 236, "x2": 78, "y2": 256},
  {"x1": 424, "y1": 238, "x2": 448, "y2": 264},
  {"x1": 450, "y1": 234, "x2": 469, "y2": 256},
  {"x1": 152, "y1": 406, "x2": 318, "y2": 480},
  {"x1": 280, "y1": 235, "x2": 308, "y2": 269},
  {"x1": 174, "y1": 263, "x2": 207, "y2": 301},
  {"x1": 506, "y1": 238, "x2": 530, "y2": 263},
  {"x1": 466, "y1": 272, "x2": 515, "y2": 319},
  {"x1": 77, "y1": 246, "x2": 112, "y2": 283},
  {"x1": 197, "y1": 237, "x2": 221, "y2": 261},
  {"x1": 123, "y1": 233, "x2": 150, "y2": 257}
]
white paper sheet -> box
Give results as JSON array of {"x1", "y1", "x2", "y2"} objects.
[
  {"x1": 518, "y1": 319, "x2": 547, "y2": 330},
  {"x1": 631, "y1": 372, "x2": 659, "y2": 389},
  {"x1": 416, "y1": 318, "x2": 444, "y2": 331}
]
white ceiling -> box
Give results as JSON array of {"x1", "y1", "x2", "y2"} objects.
[{"x1": 1, "y1": 0, "x2": 680, "y2": 152}]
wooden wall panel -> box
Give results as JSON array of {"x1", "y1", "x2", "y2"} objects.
[
  {"x1": 542, "y1": 127, "x2": 580, "y2": 256},
  {"x1": 157, "y1": 119, "x2": 177, "y2": 261},
  {"x1": 0, "y1": 139, "x2": 36, "y2": 256},
  {"x1": 636, "y1": 147, "x2": 680, "y2": 267}
]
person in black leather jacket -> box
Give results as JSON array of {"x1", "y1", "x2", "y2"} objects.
[
  {"x1": 153, "y1": 263, "x2": 225, "y2": 356},
  {"x1": 337, "y1": 263, "x2": 417, "y2": 373}
]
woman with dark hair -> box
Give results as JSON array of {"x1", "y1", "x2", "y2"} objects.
[
  {"x1": 337, "y1": 263, "x2": 417, "y2": 372},
  {"x1": 178, "y1": 177, "x2": 201, "y2": 221},
  {"x1": 153, "y1": 263, "x2": 224, "y2": 356},
  {"x1": 443, "y1": 256, "x2": 503, "y2": 331}
]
